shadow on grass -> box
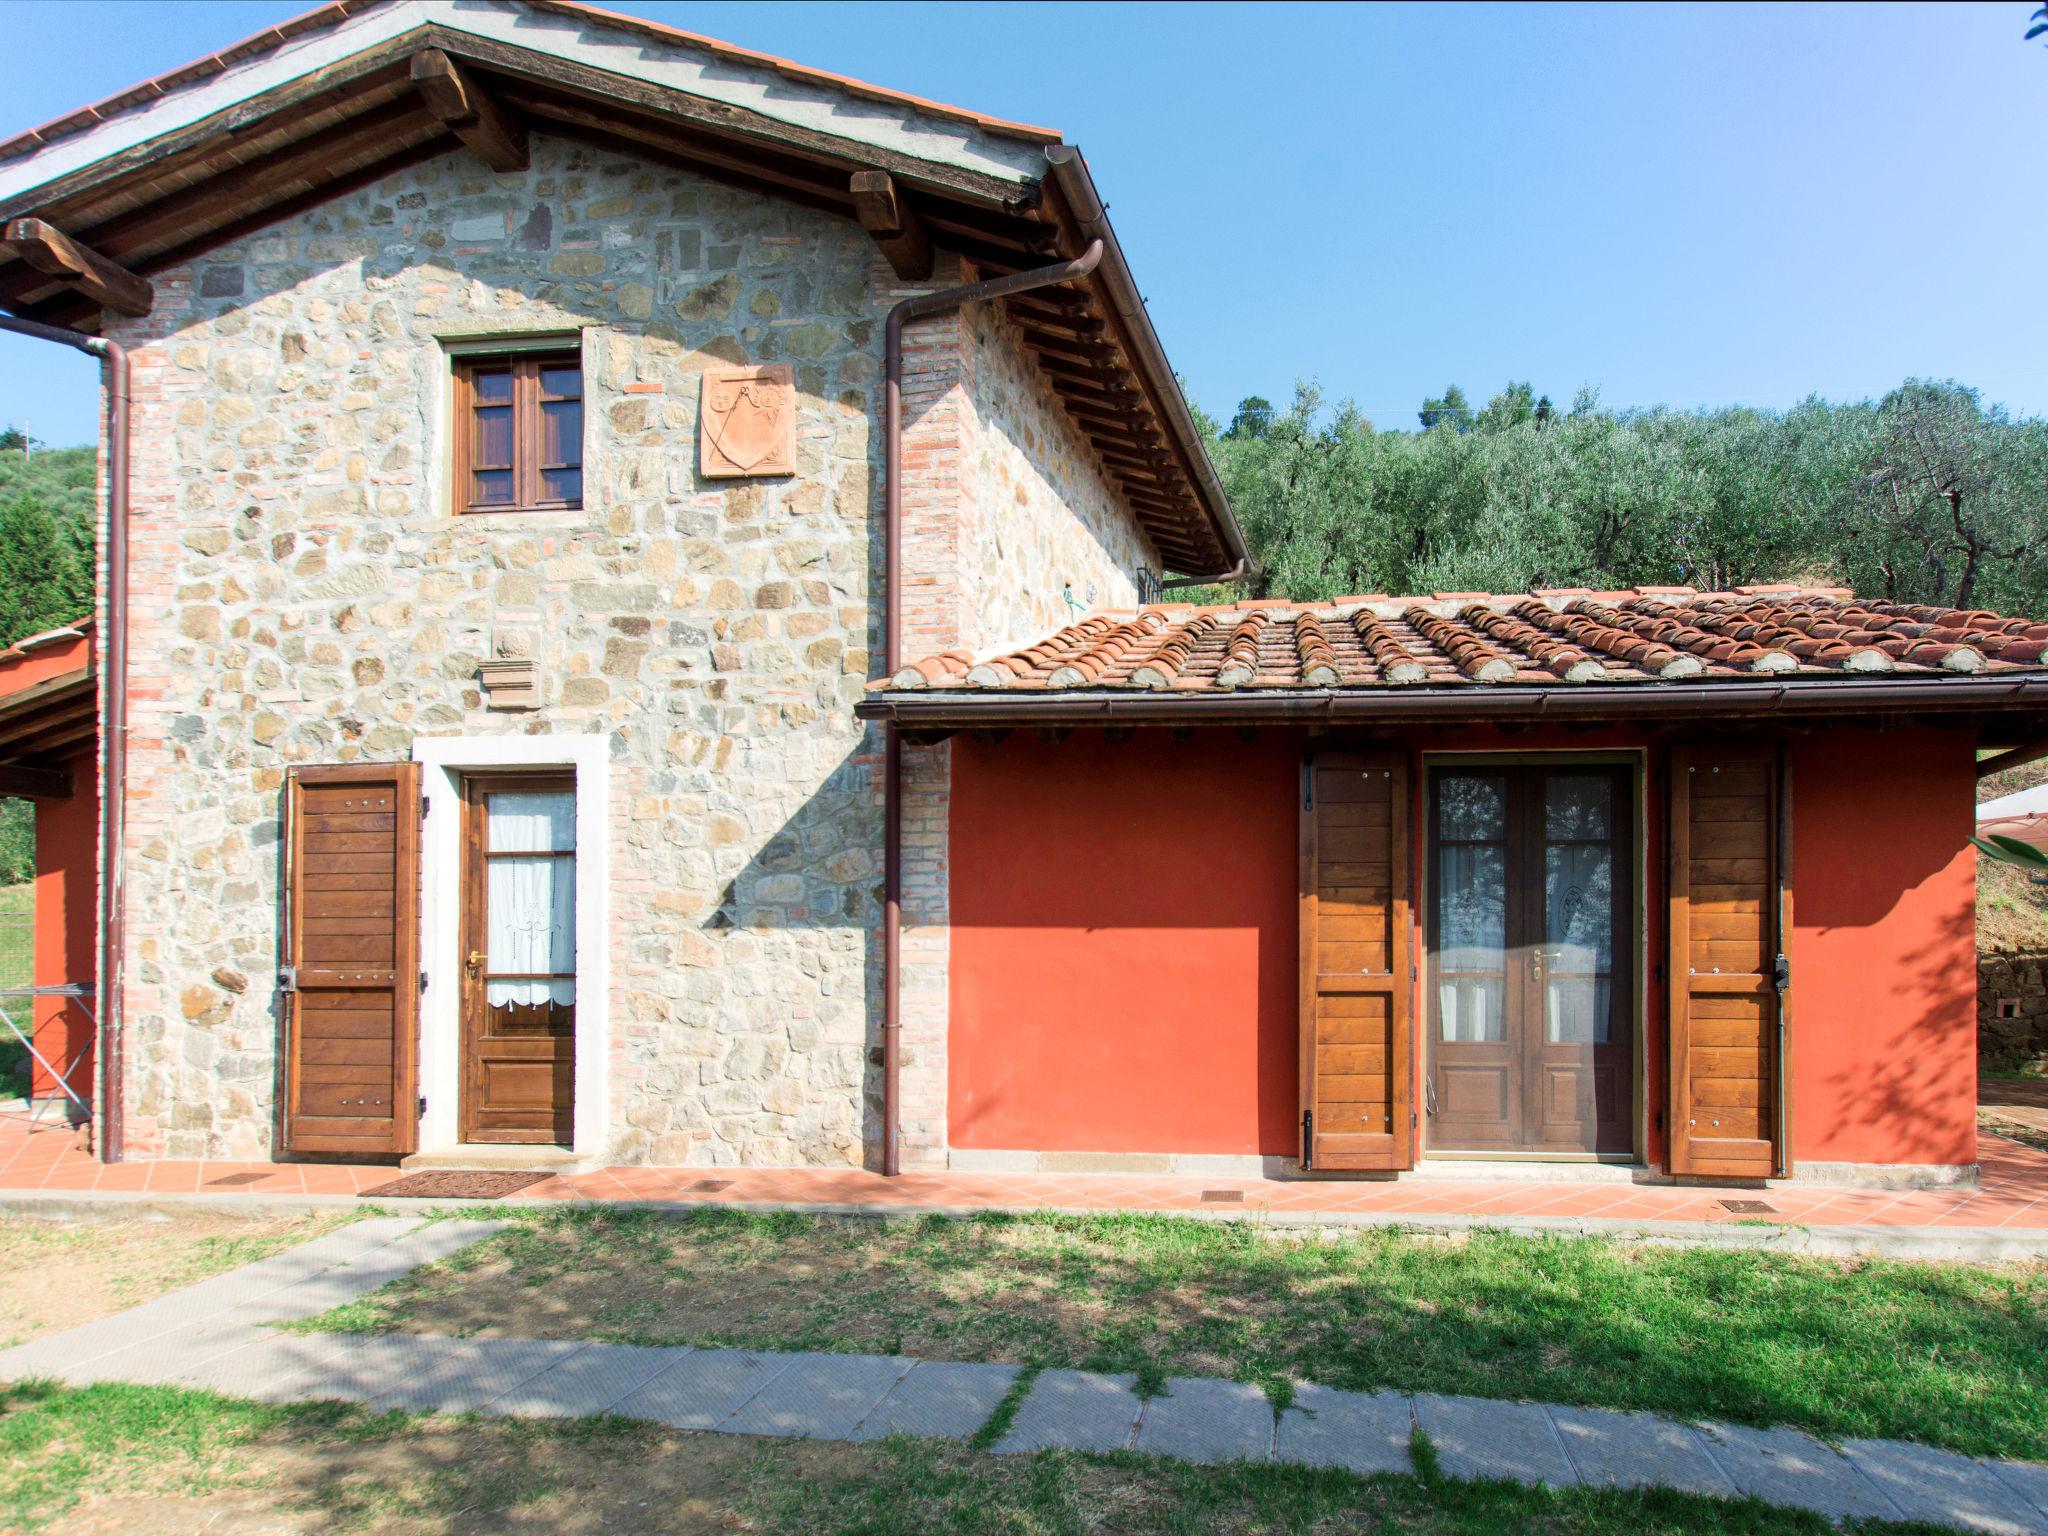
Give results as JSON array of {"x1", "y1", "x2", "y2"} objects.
[
  {"x1": 303, "y1": 1205, "x2": 2048, "y2": 1462},
  {"x1": 0, "y1": 1381, "x2": 1948, "y2": 1536}
]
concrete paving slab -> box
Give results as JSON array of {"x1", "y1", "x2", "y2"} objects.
[
  {"x1": 724, "y1": 1352, "x2": 914, "y2": 1440},
  {"x1": 165, "y1": 1333, "x2": 338, "y2": 1397},
  {"x1": 236, "y1": 1220, "x2": 509, "y2": 1324},
  {"x1": 124, "y1": 1218, "x2": 427, "y2": 1323},
  {"x1": 849, "y1": 1360, "x2": 1020, "y2": 1443},
  {"x1": 992, "y1": 1370, "x2": 1142, "y2": 1455},
  {"x1": 252, "y1": 1333, "x2": 471, "y2": 1406},
  {"x1": 372, "y1": 1219, "x2": 510, "y2": 1268},
  {"x1": 1842, "y1": 1438, "x2": 2045, "y2": 1535},
  {"x1": 1275, "y1": 1384, "x2": 1414, "y2": 1476},
  {"x1": 0, "y1": 1313, "x2": 164, "y2": 1381},
  {"x1": 1547, "y1": 1404, "x2": 1734, "y2": 1498},
  {"x1": 1133, "y1": 1377, "x2": 1273, "y2": 1464},
  {"x1": 610, "y1": 1349, "x2": 798, "y2": 1431},
  {"x1": 367, "y1": 1338, "x2": 588, "y2": 1415},
  {"x1": 1413, "y1": 1394, "x2": 1576, "y2": 1488},
  {"x1": 1696, "y1": 1422, "x2": 1901, "y2": 1522},
  {"x1": 1986, "y1": 1459, "x2": 2048, "y2": 1524},
  {"x1": 59, "y1": 1322, "x2": 271, "y2": 1387},
  {"x1": 485, "y1": 1342, "x2": 691, "y2": 1420}
]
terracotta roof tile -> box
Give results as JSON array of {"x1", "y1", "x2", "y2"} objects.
[
  {"x1": 875, "y1": 588, "x2": 2048, "y2": 697},
  {"x1": 0, "y1": 0, "x2": 1060, "y2": 167}
]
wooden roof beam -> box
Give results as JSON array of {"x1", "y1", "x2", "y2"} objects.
[
  {"x1": 0, "y1": 763, "x2": 73, "y2": 801},
  {"x1": 0, "y1": 218, "x2": 152, "y2": 316},
  {"x1": 849, "y1": 171, "x2": 933, "y2": 281},
  {"x1": 411, "y1": 48, "x2": 529, "y2": 173}
]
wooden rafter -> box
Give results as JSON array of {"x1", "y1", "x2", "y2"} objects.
[
  {"x1": 849, "y1": 170, "x2": 933, "y2": 281},
  {"x1": 1978, "y1": 740, "x2": 2048, "y2": 780},
  {"x1": 0, "y1": 764, "x2": 72, "y2": 800},
  {"x1": 0, "y1": 218, "x2": 152, "y2": 315},
  {"x1": 410, "y1": 48, "x2": 529, "y2": 172}
]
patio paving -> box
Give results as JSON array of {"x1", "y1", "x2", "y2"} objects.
[
  {"x1": 4, "y1": 1112, "x2": 2048, "y2": 1258},
  {"x1": 2, "y1": 1222, "x2": 2045, "y2": 1532}
]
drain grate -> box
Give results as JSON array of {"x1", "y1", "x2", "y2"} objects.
[
  {"x1": 1200, "y1": 1189, "x2": 1244, "y2": 1204},
  {"x1": 1720, "y1": 1198, "x2": 1777, "y2": 1214},
  {"x1": 206, "y1": 1171, "x2": 270, "y2": 1188},
  {"x1": 360, "y1": 1170, "x2": 556, "y2": 1200},
  {"x1": 687, "y1": 1178, "x2": 734, "y2": 1193}
]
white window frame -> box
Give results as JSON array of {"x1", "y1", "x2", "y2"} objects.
[{"x1": 411, "y1": 733, "x2": 610, "y2": 1157}]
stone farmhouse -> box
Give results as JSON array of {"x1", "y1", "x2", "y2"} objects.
[{"x1": 0, "y1": 0, "x2": 2044, "y2": 1186}]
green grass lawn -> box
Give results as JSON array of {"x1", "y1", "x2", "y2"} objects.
[
  {"x1": 0, "y1": 1381, "x2": 1963, "y2": 1536},
  {"x1": 301, "y1": 1208, "x2": 2048, "y2": 1462}
]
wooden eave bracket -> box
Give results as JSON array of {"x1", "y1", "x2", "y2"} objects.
[
  {"x1": 0, "y1": 218, "x2": 152, "y2": 316},
  {"x1": 410, "y1": 47, "x2": 529, "y2": 173},
  {"x1": 1978, "y1": 738, "x2": 2048, "y2": 780},
  {"x1": 850, "y1": 170, "x2": 933, "y2": 280},
  {"x1": 0, "y1": 763, "x2": 73, "y2": 800}
]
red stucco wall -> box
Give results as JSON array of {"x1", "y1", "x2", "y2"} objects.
[
  {"x1": 1788, "y1": 728, "x2": 1978, "y2": 1167},
  {"x1": 947, "y1": 723, "x2": 1977, "y2": 1171},
  {"x1": 948, "y1": 730, "x2": 1301, "y2": 1155},
  {"x1": 30, "y1": 749, "x2": 97, "y2": 1103}
]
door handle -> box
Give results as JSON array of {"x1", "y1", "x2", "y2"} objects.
[
  {"x1": 1529, "y1": 947, "x2": 1548, "y2": 983},
  {"x1": 466, "y1": 950, "x2": 486, "y2": 975}
]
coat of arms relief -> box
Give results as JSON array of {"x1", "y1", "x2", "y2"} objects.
[{"x1": 699, "y1": 364, "x2": 795, "y2": 478}]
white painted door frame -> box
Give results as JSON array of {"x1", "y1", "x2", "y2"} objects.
[{"x1": 411, "y1": 733, "x2": 611, "y2": 1157}]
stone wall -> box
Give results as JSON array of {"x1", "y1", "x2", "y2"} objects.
[
  {"x1": 960, "y1": 301, "x2": 1158, "y2": 654},
  {"x1": 1981, "y1": 951, "x2": 2048, "y2": 1064},
  {"x1": 103, "y1": 131, "x2": 1171, "y2": 1168},
  {"x1": 108, "y1": 134, "x2": 902, "y2": 1163}
]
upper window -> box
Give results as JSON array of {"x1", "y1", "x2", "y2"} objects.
[{"x1": 453, "y1": 351, "x2": 583, "y2": 514}]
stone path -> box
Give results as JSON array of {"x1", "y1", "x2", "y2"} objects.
[{"x1": 4, "y1": 1217, "x2": 2047, "y2": 1533}]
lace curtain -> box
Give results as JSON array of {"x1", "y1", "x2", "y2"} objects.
[
  {"x1": 1438, "y1": 842, "x2": 1505, "y2": 1042},
  {"x1": 1544, "y1": 841, "x2": 1613, "y2": 1043},
  {"x1": 486, "y1": 791, "x2": 576, "y2": 1008}
]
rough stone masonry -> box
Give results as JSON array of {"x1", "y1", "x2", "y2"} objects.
[{"x1": 103, "y1": 134, "x2": 1157, "y2": 1166}]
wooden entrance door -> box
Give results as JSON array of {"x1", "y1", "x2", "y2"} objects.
[
  {"x1": 1427, "y1": 764, "x2": 1635, "y2": 1155},
  {"x1": 460, "y1": 774, "x2": 577, "y2": 1145}
]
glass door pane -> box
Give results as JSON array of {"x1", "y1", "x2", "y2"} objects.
[
  {"x1": 1542, "y1": 775, "x2": 1615, "y2": 1044},
  {"x1": 1437, "y1": 775, "x2": 1507, "y2": 1042},
  {"x1": 483, "y1": 790, "x2": 576, "y2": 1037}
]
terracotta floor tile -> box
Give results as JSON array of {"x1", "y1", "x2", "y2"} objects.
[{"x1": 0, "y1": 1122, "x2": 2041, "y2": 1234}]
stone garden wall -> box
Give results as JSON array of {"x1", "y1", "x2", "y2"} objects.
[
  {"x1": 103, "y1": 133, "x2": 1155, "y2": 1165},
  {"x1": 1981, "y1": 951, "x2": 2048, "y2": 1065}
]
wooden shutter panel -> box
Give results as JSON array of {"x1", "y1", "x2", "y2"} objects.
[
  {"x1": 1300, "y1": 751, "x2": 1413, "y2": 1171},
  {"x1": 282, "y1": 763, "x2": 421, "y2": 1156},
  {"x1": 1668, "y1": 745, "x2": 1787, "y2": 1178}
]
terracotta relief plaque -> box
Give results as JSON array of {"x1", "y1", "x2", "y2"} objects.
[{"x1": 699, "y1": 364, "x2": 795, "y2": 478}]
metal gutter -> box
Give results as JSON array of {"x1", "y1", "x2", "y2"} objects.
[
  {"x1": 0, "y1": 313, "x2": 127, "y2": 1163},
  {"x1": 880, "y1": 239, "x2": 1106, "y2": 1177},
  {"x1": 856, "y1": 674, "x2": 2048, "y2": 728},
  {"x1": 1042, "y1": 146, "x2": 1253, "y2": 584}
]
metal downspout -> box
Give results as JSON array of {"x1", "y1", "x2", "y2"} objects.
[
  {"x1": 880, "y1": 238, "x2": 1104, "y2": 1176},
  {"x1": 0, "y1": 314, "x2": 128, "y2": 1163}
]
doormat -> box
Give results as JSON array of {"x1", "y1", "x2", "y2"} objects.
[
  {"x1": 1200, "y1": 1189, "x2": 1245, "y2": 1204},
  {"x1": 206, "y1": 1171, "x2": 271, "y2": 1188},
  {"x1": 1720, "y1": 1198, "x2": 1778, "y2": 1214},
  {"x1": 687, "y1": 1179, "x2": 733, "y2": 1193},
  {"x1": 361, "y1": 1170, "x2": 557, "y2": 1200}
]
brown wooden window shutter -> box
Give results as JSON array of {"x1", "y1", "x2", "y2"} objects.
[
  {"x1": 282, "y1": 762, "x2": 422, "y2": 1156},
  {"x1": 452, "y1": 350, "x2": 583, "y2": 514},
  {"x1": 1667, "y1": 745, "x2": 1789, "y2": 1178},
  {"x1": 1300, "y1": 751, "x2": 1414, "y2": 1171}
]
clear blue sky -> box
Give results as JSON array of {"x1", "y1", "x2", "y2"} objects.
[{"x1": 1, "y1": 0, "x2": 2043, "y2": 447}]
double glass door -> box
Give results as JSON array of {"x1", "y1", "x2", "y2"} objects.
[{"x1": 1428, "y1": 764, "x2": 1635, "y2": 1155}]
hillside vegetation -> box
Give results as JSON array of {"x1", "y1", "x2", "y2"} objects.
[{"x1": 1202, "y1": 379, "x2": 2048, "y2": 616}]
